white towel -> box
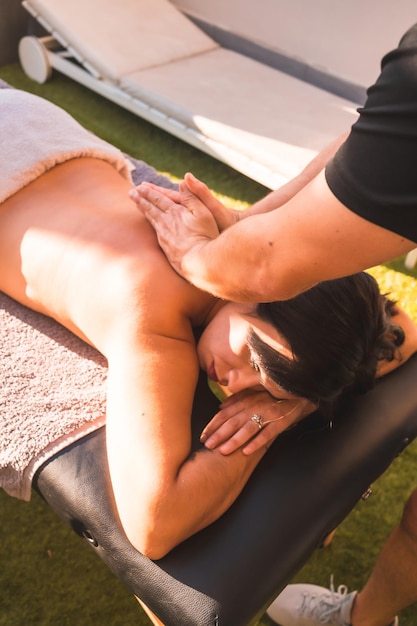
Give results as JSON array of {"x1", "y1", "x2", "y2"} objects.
[{"x1": 0, "y1": 89, "x2": 133, "y2": 203}]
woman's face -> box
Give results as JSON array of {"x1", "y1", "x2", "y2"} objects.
[{"x1": 197, "y1": 302, "x2": 299, "y2": 401}]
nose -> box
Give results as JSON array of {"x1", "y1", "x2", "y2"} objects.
[{"x1": 227, "y1": 367, "x2": 260, "y2": 394}]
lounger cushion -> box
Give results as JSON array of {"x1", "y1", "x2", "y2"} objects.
[
  {"x1": 121, "y1": 48, "x2": 359, "y2": 182},
  {"x1": 24, "y1": 0, "x2": 218, "y2": 81},
  {"x1": 22, "y1": 0, "x2": 360, "y2": 187}
]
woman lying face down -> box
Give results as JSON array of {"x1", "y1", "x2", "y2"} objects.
[
  {"x1": 1, "y1": 90, "x2": 416, "y2": 559},
  {"x1": 197, "y1": 273, "x2": 410, "y2": 454}
]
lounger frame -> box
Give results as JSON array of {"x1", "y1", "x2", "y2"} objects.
[{"x1": 19, "y1": 0, "x2": 360, "y2": 189}]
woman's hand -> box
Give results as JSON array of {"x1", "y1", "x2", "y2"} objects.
[{"x1": 200, "y1": 389, "x2": 316, "y2": 455}]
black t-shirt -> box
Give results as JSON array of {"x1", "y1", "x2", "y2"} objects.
[{"x1": 325, "y1": 23, "x2": 417, "y2": 243}]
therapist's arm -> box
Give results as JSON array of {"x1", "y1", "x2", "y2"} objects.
[
  {"x1": 135, "y1": 169, "x2": 415, "y2": 302},
  {"x1": 131, "y1": 133, "x2": 348, "y2": 255},
  {"x1": 130, "y1": 133, "x2": 351, "y2": 299},
  {"x1": 168, "y1": 133, "x2": 349, "y2": 230},
  {"x1": 244, "y1": 132, "x2": 349, "y2": 217}
]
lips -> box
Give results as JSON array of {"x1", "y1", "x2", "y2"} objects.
[{"x1": 207, "y1": 362, "x2": 219, "y2": 382}]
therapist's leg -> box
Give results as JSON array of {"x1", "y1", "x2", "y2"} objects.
[
  {"x1": 267, "y1": 486, "x2": 417, "y2": 626},
  {"x1": 352, "y1": 486, "x2": 417, "y2": 626}
]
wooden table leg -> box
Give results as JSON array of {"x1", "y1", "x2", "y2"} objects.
[{"x1": 136, "y1": 596, "x2": 165, "y2": 626}]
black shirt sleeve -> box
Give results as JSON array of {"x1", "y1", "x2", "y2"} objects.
[{"x1": 325, "y1": 23, "x2": 417, "y2": 243}]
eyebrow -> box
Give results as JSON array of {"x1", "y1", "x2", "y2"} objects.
[
  {"x1": 246, "y1": 327, "x2": 283, "y2": 364},
  {"x1": 246, "y1": 329, "x2": 262, "y2": 366},
  {"x1": 247, "y1": 328, "x2": 303, "y2": 400},
  {"x1": 246, "y1": 330, "x2": 287, "y2": 400}
]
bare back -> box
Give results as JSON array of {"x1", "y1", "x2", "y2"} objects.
[{"x1": 0, "y1": 158, "x2": 215, "y2": 352}]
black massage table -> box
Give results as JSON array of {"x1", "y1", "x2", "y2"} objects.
[{"x1": 33, "y1": 356, "x2": 417, "y2": 625}]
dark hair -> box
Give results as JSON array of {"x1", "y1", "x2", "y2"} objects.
[{"x1": 249, "y1": 272, "x2": 404, "y2": 413}]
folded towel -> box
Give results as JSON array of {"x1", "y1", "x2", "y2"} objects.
[
  {"x1": 0, "y1": 88, "x2": 134, "y2": 204},
  {"x1": 0, "y1": 292, "x2": 108, "y2": 500},
  {"x1": 0, "y1": 82, "x2": 178, "y2": 499}
]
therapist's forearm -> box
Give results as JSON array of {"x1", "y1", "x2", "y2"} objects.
[
  {"x1": 180, "y1": 210, "x2": 309, "y2": 302},
  {"x1": 242, "y1": 132, "x2": 349, "y2": 218},
  {"x1": 179, "y1": 133, "x2": 350, "y2": 301}
]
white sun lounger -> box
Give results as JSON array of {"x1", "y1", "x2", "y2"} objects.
[{"x1": 18, "y1": 0, "x2": 360, "y2": 189}]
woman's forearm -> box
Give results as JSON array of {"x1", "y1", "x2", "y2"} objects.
[
  {"x1": 111, "y1": 423, "x2": 266, "y2": 560},
  {"x1": 150, "y1": 444, "x2": 266, "y2": 559}
]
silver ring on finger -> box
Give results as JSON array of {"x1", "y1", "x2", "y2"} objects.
[{"x1": 251, "y1": 413, "x2": 264, "y2": 430}]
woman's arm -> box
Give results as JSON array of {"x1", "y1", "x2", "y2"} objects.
[
  {"x1": 131, "y1": 133, "x2": 349, "y2": 229},
  {"x1": 105, "y1": 327, "x2": 267, "y2": 560},
  {"x1": 99, "y1": 249, "x2": 269, "y2": 559}
]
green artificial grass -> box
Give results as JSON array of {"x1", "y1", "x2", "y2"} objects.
[
  {"x1": 1, "y1": 62, "x2": 417, "y2": 625},
  {"x1": 0, "y1": 490, "x2": 141, "y2": 625}
]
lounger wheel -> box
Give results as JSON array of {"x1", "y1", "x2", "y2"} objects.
[{"x1": 18, "y1": 36, "x2": 53, "y2": 84}]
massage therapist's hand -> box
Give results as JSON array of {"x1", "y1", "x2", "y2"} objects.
[
  {"x1": 129, "y1": 173, "x2": 240, "y2": 276},
  {"x1": 133, "y1": 173, "x2": 241, "y2": 231},
  {"x1": 181, "y1": 173, "x2": 242, "y2": 231},
  {"x1": 200, "y1": 389, "x2": 315, "y2": 456}
]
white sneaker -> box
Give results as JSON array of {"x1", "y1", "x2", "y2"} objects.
[{"x1": 266, "y1": 581, "x2": 399, "y2": 626}]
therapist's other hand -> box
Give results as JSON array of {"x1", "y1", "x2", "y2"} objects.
[
  {"x1": 129, "y1": 173, "x2": 240, "y2": 276},
  {"x1": 200, "y1": 389, "x2": 315, "y2": 455},
  {"x1": 179, "y1": 173, "x2": 241, "y2": 232}
]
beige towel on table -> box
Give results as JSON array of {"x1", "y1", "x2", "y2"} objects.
[{"x1": 0, "y1": 292, "x2": 108, "y2": 500}]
